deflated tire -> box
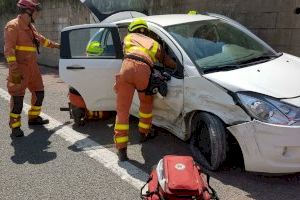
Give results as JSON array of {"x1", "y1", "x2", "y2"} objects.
[{"x1": 190, "y1": 112, "x2": 227, "y2": 171}]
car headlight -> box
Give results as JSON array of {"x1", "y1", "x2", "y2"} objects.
[{"x1": 237, "y1": 92, "x2": 300, "y2": 125}]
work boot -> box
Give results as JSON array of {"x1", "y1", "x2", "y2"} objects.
[
  {"x1": 28, "y1": 116, "x2": 49, "y2": 126},
  {"x1": 11, "y1": 127, "x2": 24, "y2": 137},
  {"x1": 139, "y1": 128, "x2": 157, "y2": 143},
  {"x1": 139, "y1": 133, "x2": 151, "y2": 143},
  {"x1": 117, "y1": 148, "x2": 128, "y2": 161}
]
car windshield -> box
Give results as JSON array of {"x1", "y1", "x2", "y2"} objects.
[{"x1": 165, "y1": 19, "x2": 280, "y2": 73}]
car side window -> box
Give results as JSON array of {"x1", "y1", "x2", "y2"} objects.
[
  {"x1": 69, "y1": 27, "x2": 116, "y2": 58},
  {"x1": 148, "y1": 31, "x2": 184, "y2": 79},
  {"x1": 118, "y1": 26, "x2": 129, "y2": 42}
]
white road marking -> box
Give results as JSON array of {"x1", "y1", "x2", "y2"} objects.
[{"x1": 0, "y1": 88, "x2": 148, "y2": 190}]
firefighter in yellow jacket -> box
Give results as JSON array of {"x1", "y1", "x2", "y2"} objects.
[
  {"x1": 4, "y1": 0, "x2": 60, "y2": 137},
  {"x1": 114, "y1": 18, "x2": 176, "y2": 161}
]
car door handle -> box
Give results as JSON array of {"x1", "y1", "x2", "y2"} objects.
[{"x1": 66, "y1": 65, "x2": 85, "y2": 70}]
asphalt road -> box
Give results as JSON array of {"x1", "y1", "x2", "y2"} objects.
[{"x1": 1, "y1": 57, "x2": 300, "y2": 200}]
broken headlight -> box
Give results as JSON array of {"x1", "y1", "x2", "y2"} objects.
[{"x1": 237, "y1": 92, "x2": 300, "y2": 125}]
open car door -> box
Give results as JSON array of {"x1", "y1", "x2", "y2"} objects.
[
  {"x1": 80, "y1": 0, "x2": 148, "y2": 22},
  {"x1": 59, "y1": 24, "x2": 123, "y2": 111},
  {"x1": 130, "y1": 26, "x2": 185, "y2": 133}
]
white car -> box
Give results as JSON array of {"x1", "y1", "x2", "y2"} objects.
[{"x1": 59, "y1": 0, "x2": 300, "y2": 173}]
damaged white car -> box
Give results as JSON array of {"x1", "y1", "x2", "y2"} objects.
[{"x1": 59, "y1": 0, "x2": 300, "y2": 173}]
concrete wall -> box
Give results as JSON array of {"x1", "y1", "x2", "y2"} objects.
[
  {"x1": 0, "y1": 0, "x2": 90, "y2": 67},
  {"x1": 150, "y1": 0, "x2": 300, "y2": 56},
  {"x1": 0, "y1": 13, "x2": 15, "y2": 57},
  {"x1": 1, "y1": 0, "x2": 300, "y2": 66},
  {"x1": 35, "y1": 1, "x2": 90, "y2": 66}
]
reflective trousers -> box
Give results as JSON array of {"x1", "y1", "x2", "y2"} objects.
[
  {"x1": 7, "y1": 59, "x2": 44, "y2": 129},
  {"x1": 114, "y1": 59, "x2": 153, "y2": 149}
]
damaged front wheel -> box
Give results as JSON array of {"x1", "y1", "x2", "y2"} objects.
[{"x1": 190, "y1": 112, "x2": 227, "y2": 171}]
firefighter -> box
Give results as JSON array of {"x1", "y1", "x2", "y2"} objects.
[
  {"x1": 114, "y1": 18, "x2": 176, "y2": 161},
  {"x1": 4, "y1": 0, "x2": 60, "y2": 137}
]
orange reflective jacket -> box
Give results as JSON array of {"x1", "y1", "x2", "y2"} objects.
[
  {"x1": 4, "y1": 15, "x2": 59, "y2": 75},
  {"x1": 124, "y1": 33, "x2": 176, "y2": 68}
]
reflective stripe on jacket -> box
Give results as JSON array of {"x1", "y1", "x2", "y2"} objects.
[
  {"x1": 124, "y1": 33, "x2": 160, "y2": 65},
  {"x1": 4, "y1": 15, "x2": 58, "y2": 67}
]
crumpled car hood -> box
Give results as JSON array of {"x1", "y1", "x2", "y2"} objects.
[{"x1": 204, "y1": 53, "x2": 300, "y2": 99}]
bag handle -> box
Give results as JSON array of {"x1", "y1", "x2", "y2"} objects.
[
  {"x1": 140, "y1": 175, "x2": 166, "y2": 200},
  {"x1": 140, "y1": 175, "x2": 153, "y2": 199},
  {"x1": 206, "y1": 174, "x2": 219, "y2": 200},
  {"x1": 195, "y1": 163, "x2": 219, "y2": 200}
]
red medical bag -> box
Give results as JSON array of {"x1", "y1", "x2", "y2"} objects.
[{"x1": 141, "y1": 155, "x2": 218, "y2": 200}]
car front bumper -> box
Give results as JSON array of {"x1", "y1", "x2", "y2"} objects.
[{"x1": 228, "y1": 120, "x2": 300, "y2": 173}]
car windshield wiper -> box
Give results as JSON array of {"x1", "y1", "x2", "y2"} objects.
[
  {"x1": 202, "y1": 53, "x2": 283, "y2": 73},
  {"x1": 203, "y1": 64, "x2": 244, "y2": 73},
  {"x1": 238, "y1": 53, "x2": 282, "y2": 65}
]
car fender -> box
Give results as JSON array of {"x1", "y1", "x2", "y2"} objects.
[{"x1": 183, "y1": 76, "x2": 250, "y2": 139}]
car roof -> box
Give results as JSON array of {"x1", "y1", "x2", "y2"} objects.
[{"x1": 113, "y1": 14, "x2": 217, "y2": 27}]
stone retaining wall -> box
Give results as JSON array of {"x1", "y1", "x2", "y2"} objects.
[{"x1": 1, "y1": 0, "x2": 300, "y2": 66}]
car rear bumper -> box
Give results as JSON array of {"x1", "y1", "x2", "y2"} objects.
[{"x1": 228, "y1": 120, "x2": 300, "y2": 173}]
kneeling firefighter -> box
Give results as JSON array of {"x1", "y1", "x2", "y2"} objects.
[
  {"x1": 4, "y1": 0, "x2": 60, "y2": 137},
  {"x1": 113, "y1": 18, "x2": 176, "y2": 161}
]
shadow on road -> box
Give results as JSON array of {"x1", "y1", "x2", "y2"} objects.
[
  {"x1": 210, "y1": 168, "x2": 300, "y2": 200},
  {"x1": 66, "y1": 116, "x2": 300, "y2": 200},
  {"x1": 10, "y1": 122, "x2": 69, "y2": 164},
  {"x1": 127, "y1": 127, "x2": 192, "y2": 173},
  {"x1": 68, "y1": 117, "x2": 116, "y2": 151}
]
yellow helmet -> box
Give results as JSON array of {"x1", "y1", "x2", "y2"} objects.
[
  {"x1": 188, "y1": 10, "x2": 198, "y2": 15},
  {"x1": 128, "y1": 18, "x2": 148, "y2": 33},
  {"x1": 86, "y1": 41, "x2": 104, "y2": 56}
]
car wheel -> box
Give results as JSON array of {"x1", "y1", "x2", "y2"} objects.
[
  {"x1": 70, "y1": 105, "x2": 85, "y2": 126},
  {"x1": 190, "y1": 112, "x2": 227, "y2": 171}
]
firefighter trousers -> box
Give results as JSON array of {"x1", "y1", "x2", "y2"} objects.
[
  {"x1": 114, "y1": 59, "x2": 153, "y2": 149},
  {"x1": 7, "y1": 61, "x2": 45, "y2": 129}
]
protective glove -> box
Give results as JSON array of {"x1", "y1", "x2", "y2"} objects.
[
  {"x1": 54, "y1": 43, "x2": 60, "y2": 49},
  {"x1": 11, "y1": 73, "x2": 23, "y2": 84},
  {"x1": 8, "y1": 63, "x2": 23, "y2": 84}
]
